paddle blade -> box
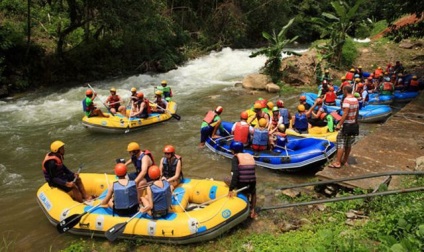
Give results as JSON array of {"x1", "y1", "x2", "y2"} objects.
[
  {"x1": 105, "y1": 222, "x2": 127, "y2": 242},
  {"x1": 56, "y1": 214, "x2": 82, "y2": 233},
  {"x1": 172, "y1": 113, "x2": 181, "y2": 120}
]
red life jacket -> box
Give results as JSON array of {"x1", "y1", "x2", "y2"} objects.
[
  {"x1": 345, "y1": 72, "x2": 354, "y2": 80},
  {"x1": 374, "y1": 69, "x2": 383, "y2": 77},
  {"x1": 410, "y1": 80, "x2": 419, "y2": 87},
  {"x1": 325, "y1": 91, "x2": 336, "y2": 103},
  {"x1": 203, "y1": 111, "x2": 216, "y2": 124},
  {"x1": 383, "y1": 82, "x2": 394, "y2": 91},
  {"x1": 107, "y1": 95, "x2": 121, "y2": 108},
  {"x1": 233, "y1": 122, "x2": 250, "y2": 144},
  {"x1": 42, "y1": 154, "x2": 63, "y2": 184}
]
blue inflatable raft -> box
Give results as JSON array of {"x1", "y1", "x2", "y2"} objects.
[
  {"x1": 205, "y1": 121, "x2": 336, "y2": 171},
  {"x1": 304, "y1": 93, "x2": 392, "y2": 123}
]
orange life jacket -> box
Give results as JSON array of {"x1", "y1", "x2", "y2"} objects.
[
  {"x1": 233, "y1": 122, "x2": 250, "y2": 144},
  {"x1": 410, "y1": 79, "x2": 419, "y2": 87},
  {"x1": 345, "y1": 72, "x2": 354, "y2": 80},
  {"x1": 203, "y1": 111, "x2": 216, "y2": 124}
]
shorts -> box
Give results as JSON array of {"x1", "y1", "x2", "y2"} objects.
[
  {"x1": 200, "y1": 126, "x2": 213, "y2": 143},
  {"x1": 251, "y1": 144, "x2": 267, "y2": 151},
  {"x1": 336, "y1": 131, "x2": 356, "y2": 149},
  {"x1": 114, "y1": 204, "x2": 139, "y2": 217}
]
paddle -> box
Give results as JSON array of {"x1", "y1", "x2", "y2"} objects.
[
  {"x1": 87, "y1": 83, "x2": 114, "y2": 116},
  {"x1": 125, "y1": 103, "x2": 134, "y2": 134},
  {"x1": 149, "y1": 102, "x2": 181, "y2": 120},
  {"x1": 105, "y1": 211, "x2": 142, "y2": 242},
  {"x1": 56, "y1": 203, "x2": 101, "y2": 233}
]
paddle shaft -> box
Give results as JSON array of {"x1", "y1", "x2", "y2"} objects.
[
  {"x1": 57, "y1": 203, "x2": 101, "y2": 233},
  {"x1": 198, "y1": 185, "x2": 249, "y2": 207},
  {"x1": 125, "y1": 103, "x2": 134, "y2": 133},
  {"x1": 87, "y1": 84, "x2": 114, "y2": 116},
  {"x1": 149, "y1": 102, "x2": 181, "y2": 120}
]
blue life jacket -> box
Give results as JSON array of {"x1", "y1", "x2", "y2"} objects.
[
  {"x1": 162, "y1": 155, "x2": 183, "y2": 179},
  {"x1": 82, "y1": 98, "x2": 90, "y2": 112},
  {"x1": 279, "y1": 108, "x2": 289, "y2": 125},
  {"x1": 131, "y1": 152, "x2": 153, "y2": 181},
  {"x1": 151, "y1": 180, "x2": 172, "y2": 217},
  {"x1": 252, "y1": 128, "x2": 268, "y2": 146},
  {"x1": 113, "y1": 180, "x2": 138, "y2": 210},
  {"x1": 294, "y1": 113, "x2": 308, "y2": 130}
]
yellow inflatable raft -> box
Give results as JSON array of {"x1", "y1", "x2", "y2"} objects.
[
  {"x1": 82, "y1": 101, "x2": 178, "y2": 133},
  {"x1": 37, "y1": 174, "x2": 249, "y2": 244},
  {"x1": 286, "y1": 126, "x2": 337, "y2": 143}
]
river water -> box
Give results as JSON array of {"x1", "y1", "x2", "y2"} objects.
[{"x1": 0, "y1": 47, "x2": 375, "y2": 250}]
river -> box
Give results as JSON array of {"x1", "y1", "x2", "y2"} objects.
[{"x1": 0, "y1": 47, "x2": 373, "y2": 251}]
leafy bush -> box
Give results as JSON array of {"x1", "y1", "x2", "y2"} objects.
[
  {"x1": 370, "y1": 20, "x2": 388, "y2": 37},
  {"x1": 341, "y1": 37, "x2": 358, "y2": 67}
]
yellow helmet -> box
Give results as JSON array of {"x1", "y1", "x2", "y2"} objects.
[
  {"x1": 161, "y1": 80, "x2": 167, "y2": 85},
  {"x1": 155, "y1": 90, "x2": 163, "y2": 96},
  {"x1": 358, "y1": 65, "x2": 362, "y2": 69},
  {"x1": 267, "y1": 101, "x2": 274, "y2": 109},
  {"x1": 355, "y1": 78, "x2": 361, "y2": 82},
  {"x1": 341, "y1": 76, "x2": 346, "y2": 80},
  {"x1": 253, "y1": 102, "x2": 262, "y2": 109},
  {"x1": 127, "y1": 142, "x2": 140, "y2": 152},
  {"x1": 50, "y1": 140, "x2": 65, "y2": 153},
  {"x1": 278, "y1": 124, "x2": 286, "y2": 132},
  {"x1": 297, "y1": 104, "x2": 305, "y2": 112},
  {"x1": 258, "y1": 118, "x2": 267, "y2": 127},
  {"x1": 131, "y1": 87, "x2": 137, "y2": 92},
  {"x1": 110, "y1": 87, "x2": 116, "y2": 92},
  {"x1": 325, "y1": 69, "x2": 329, "y2": 73}
]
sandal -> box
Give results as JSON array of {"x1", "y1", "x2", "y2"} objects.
[{"x1": 328, "y1": 163, "x2": 341, "y2": 169}]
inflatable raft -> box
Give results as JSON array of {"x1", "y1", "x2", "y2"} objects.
[
  {"x1": 82, "y1": 101, "x2": 178, "y2": 133},
  {"x1": 37, "y1": 174, "x2": 249, "y2": 244},
  {"x1": 286, "y1": 126, "x2": 337, "y2": 143},
  {"x1": 304, "y1": 93, "x2": 392, "y2": 123},
  {"x1": 368, "y1": 90, "x2": 419, "y2": 104},
  {"x1": 205, "y1": 121, "x2": 336, "y2": 171}
]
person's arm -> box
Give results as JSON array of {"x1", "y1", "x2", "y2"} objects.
[
  {"x1": 100, "y1": 184, "x2": 114, "y2": 206},
  {"x1": 167, "y1": 158, "x2": 181, "y2": 183},
  {"x1": 159, "y1": 157, "x2": 165, "y2": 179},
  {"x1": 228, "y1": 157, "x2": 239, "y2": 195},
  {"x1": 140, "y1": 187, "x2": 153, "y2": 213},
  {"x1": 124, "y1": 158, "x2": 132, "y2": 167}
]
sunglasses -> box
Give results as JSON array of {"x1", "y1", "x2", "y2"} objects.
[{"x1": 164, "y1": 152, "x2": 172, "y2": 155}]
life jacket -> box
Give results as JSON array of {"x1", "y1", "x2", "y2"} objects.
[
  {"x1": 382, "y1": 82, "x2": 394, "y2": 91},
  {"x1": 235, "y1": 153, "x2": 256, "y2": 183},
  {"x1": 150, "y1": 180, "x2": 172, "y2": 218},
  {"x1": 82, "y1": 97, "x2": 94, "y2": 112},
  {"x1": 162, "y1": 155, "x2": 183, "y2": 179},
  {"x1": 374, "y1": 69, "x2": 383, "y2": 77},
  {"x1": 233, "y1": 122, "x2": 250, "y2": 144},
  {"x1": 345, "y1": 72, "x2": 354, "y2": 80},
  {"x1": 113, "y1": 180, "x2": 138, "y2": 210},
  {"x1": 410, "y1": 79, "x2": 419, "y2": 87},
  {"x1": 107, "y1": 95, "x2": 121, "y2": 109},
  {"x1": 294, "y1": 113, "x2": 308, "y2": 130},
  {"x1": 203, "y1": 111, "x2": 217, "y2": 125},
  {"x1": 278, "y1": 108, "x2": 289, "y2": 125},
  {"x1": 157, "y1": 86, "x2": 172, "y2": 98},
  {"x1": 324, "y1": 91, "x2": 336, "y2": 103},
  {"x1": 136, "y1": 99, "x2": 151, "y2": 117},
  {"x1": 42, "y1": 153, "x2": 63, "y2": 184},
  {"x1": 252, "y1": 128, "x2": 268, "y2": 146},
  {"x1": 131, "y1": 150, "x2": 155, "y2": 181},
  {"x1": 275, "y1": 133, "x2": 288, "y2": 147}
]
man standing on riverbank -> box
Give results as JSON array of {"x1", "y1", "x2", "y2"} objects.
[{"x1": 329, "y1": 85, "x2": 359, "y2": 169}]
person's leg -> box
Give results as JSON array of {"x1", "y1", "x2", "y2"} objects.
[
  {"x1": 330, "y1": 133, "x2": 344, "y2": 168},
  {"x1": 75, "y1": 177, "x2": 92, "y2": 201},
  {"x1": 250, "y1": 193, "x2": 257, "y2": 218}
]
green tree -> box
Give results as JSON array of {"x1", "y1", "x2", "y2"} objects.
[
  {"x1": 249, "y1": 18, "x2": 299, "y2": 84},
  {"x1": 312, "y1": 0, "x2": 364, "y2": 66}
]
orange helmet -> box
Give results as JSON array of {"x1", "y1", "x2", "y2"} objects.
[
  {"x1": 357, "y1": 83, "x2": 364, "y2": 88},
  {"x1": 258, "y1": 118, "x2": 267, "y2": 127},
  {"x1": 215, "y1": 106, "x2": 223, "y2": 114},
  {"x1": 253, "y1": 102, "x2": 262, "y2": 109},
  {"x1": 86, "y1": 89, "x2": 93, "y2": 96},
  {"x1": 297, "y1": 104, "x2": 305, "y2": 112},
  {"x1": 114, "y1": 163, "x2": 127, "y2": 176},
  {"x1": 316, "y1": 98, "x2": 322, "y2": 104},
  {"x1": 276, "y1": 100, "x2": 284, "y2": 108},
  {"x1": 148, "y1": 165, "x2": 161, "y2": 180},
  {"x1": 328, "y1": 86, "x2": 334, "y2": 91},
  {"x1": 299, "y1": 95, "x2": 306, "y2": 101},
  {"x1": 240, "y1": 111, "x2": 248, "y2": 120},
  {"x1": 137, "y1": 92, "x2": 144, "y2": 98},
  {"x1": 163, "y1": 145, "x2": 175, "y2": 153}
]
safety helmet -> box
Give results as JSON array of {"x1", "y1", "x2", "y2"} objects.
[
  {"x1": 127, "y1": 142, "x2": 140, "y2": 152},
  {"x1": 240, "y1": 111, "x2": 248, "y2": 120},
  {"x1": 230, "y1": 141, "x2": 243, "y2": 153},
  {"x1": 378, "y1": 66, "x2": 382, "y2": 70},
  {"x1": 258, "y1": 118, "x2": 267, "y2": 127},
  {"x1": 398, "y1": 73, "x2": 403, "y2": 76},
  {"x1": 114, "y1": 163, "x2": 127, "y2": 176},
  {"x1": 155, "y1": 90, "x2": 163, "y2": 96},
  {"x1": 85, "y1": 89, "x2": 93, "y2": 96},
  {"x1": 358, "y1": 65, "x2": 362, "y2": 69},
  {"x1": 131, "y1": 87, "x2": 137, "y2": 92},
  {"x1": 50, "y1": 140, "x2": 65, "y2": 153},
  {"x1": 354, "y1": 74, "x2": 359, "y2": 78},
  {"x1": 350, "y1": 68, "x2": 355, "y2": 72},
  {"x1": 148, "y1": 165, "x2": 161, "y2": 180},
  {"x1": 267, "y1": 101, "x2": 274, "y2": 110},
  {"x1": 272, "y1": 106, "x2": 279, "y2": 112},
  {"x1": 357, "y1": 83, "x2": 364, "y2": 89},
  {"x1": 297, "y1": 104, "x2": 305, "y2": 112},
  {"x1": 316, "y1": 98, "x2": 322, "y2": 104},
  {"x1": 253, "y1": 103, "x2": 262, "y2": 109},
  {"x1": 384, "y1": 77, "x2": 391, "y2": 82},
  {"x1": 341, "y1": 76, "x2": 346, "y2": 80},
  {"x1": 325, "y1": 69, "x2": 329, "y2": 73},
  {"x1": 278, "y1": 124, "x2": 285, "y2": 132},
  {"x1": 355, "y1": 78, "x2": 361, "y2": 82},
  {"x1": 320, "y1": 113, "x2": 327, "y2": 120},
  {"x1": 110, "y1": 87, "x2": 116, "y2": 93},
  {"x1": 276, "y1": 100, "x2": 284, "y2": 108},
  {"x1": 161, "y1": 80, "x2": 167, "y2": 85},
  {"x1": 163, "y1": 145, "x2": 175, "y2": 153},
  {"x1": 328, "y1": 86, "x2": 334, "y2": 91},
  {"x1": 412, "y1": 75, "x2": 417, "y2": 79},
  {"x1": 299, "y1": 95, "x2": 306, "y2": 101},
  {"x1": 137, "y1": 92, "x2": 144, "y2": 98},
  {"x1": 215, "y1": 106, "x2": 223, "y2": 115},
  {"x1": 354, "y1": 92, "x2": 360, "y2": 98}
]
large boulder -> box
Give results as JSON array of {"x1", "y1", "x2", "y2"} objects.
[
  {"x1": 280, "y1": 49, "x2": 318, "y2": 86},
  {"x1": 242, "y1": 73, "x2": 270, "y2": 90},
  {"x1": 265, "y1": 83, "x2": 280, "y2": 93}
]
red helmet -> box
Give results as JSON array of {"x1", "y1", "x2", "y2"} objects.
[
  {"x1": 316, "y1": 98, "x2": 322, "y2": 104},
  {"x1": 276, "y1": 100, "x2": 284, "y2": 108},
  {"x1": 163, "y1": 145, "x2": 175, "y2": 153},
  {"x1": 148, "y1": 165, "x2": 161, "y2": 180},
  {"x1": 86, "y1": 89, "x2": 93, "y2": 96},
  {"x1": 328, "y1": 86, "x2": 334, "y2": 92},
  {"x1": 137, "y1": 92, "x2": 144, "y2": 98},
  {"x1": 299, "y1": 95, "x2": 306, "y2": 101},
  {"x1": 114, "y1": 163, "x2": 127, "y2": 176},
  {"x1": 240, "y1": 111, "x2": 248, "y2": 120},
  {"x1": 215, "y1": 106, "x2": 223, "y2": 114}
]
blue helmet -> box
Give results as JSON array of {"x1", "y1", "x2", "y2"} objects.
[
  {"x1": 230, "y1": 141, "x2": 243, "y2": 153},
  {"x1": 354, "y1": 74, "x2": 360, "y2": 78}
]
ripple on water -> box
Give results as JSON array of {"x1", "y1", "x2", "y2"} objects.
[{"x1": 0, "y1": 164, "x2": 25, "y2": 189}]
